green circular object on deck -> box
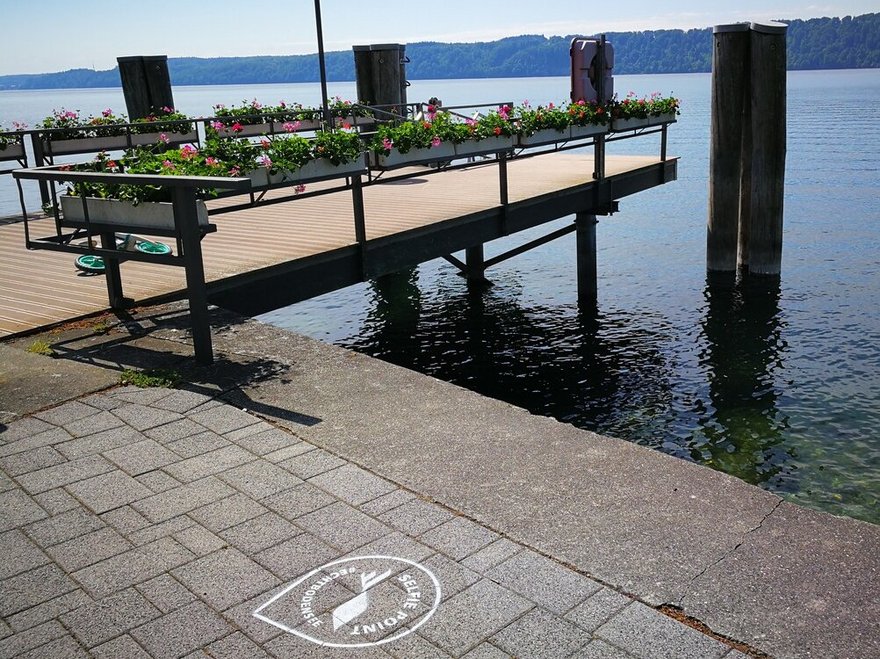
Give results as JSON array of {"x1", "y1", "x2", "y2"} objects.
[
  {"x1": 135, "y1": 240, "x2": 172, "y2": 255},
  {"x1": 75, "y1": 254, "x2": 105, "y2": 273}
]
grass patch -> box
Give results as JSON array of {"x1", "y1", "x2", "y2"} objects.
[
  {"x1": 91, "y1": 320, "x2": 111, "y2": 335},
  {"x1": 120, "y1": 368, "x2": 181, "y2": 389},
  {"x1": 26, "y1": 340, "x2": 55, "y2": 357}
]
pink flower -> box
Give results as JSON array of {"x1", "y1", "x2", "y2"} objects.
[
  {"x1": 499, "y1": 105, "x2": 511, "y2": 119},
  {"x1": 102, "y1": 108, "x2": 113, "y2": 117},
  {"x1": 106, "y1": 160, "x2": 117, "y2": 169},
  {"x1": 210, "y1": 120, "x2": 224, "y2": 131},
  {"x1": 431, "y1": 136, "x2": 441, "y2": 148},
  {"x1": 465, "y1": 118, "x2": 477, "y2": 127},
  {"x1": 279, "y1": 100, "x2": 287, "y2": 108},
  {"x1": 12, "y1": 121, "x2": 28, "y2": 130},
  {"x1": 228, "y1": 166, "x2": 241, "y2": 176},
  {"x1": 231, "y1": 122, "x2": 243, "y2": 133},
  {"x1": 205, "y1": 157, "x2": 220, "y2": 167},
  {"x1": 260, "y1": 138, "x2": 271, "y2": 150},
  {"x1": 162, "y1": 160, "x2": 174, "y2": 170},
  {"x1": 158, "y1": 133, "x2": 170, "y2": 144},
  {"x1": 382, "y1": 137, "x2": 393, "y2": 151},
  {"x1": 162, "y1": 106, "x2": 173, "y2": 114},
  {"x1": 294, "y1": 184, "x2": 306, "y2": 194},
  {"x1": 259, "y1": 155, "x2": 272, "y2": 168},
  {"x1": 577, "y1": 99, "x2": 586, "y2": 106},
  {"x1": 251, "y1": 99, "x2": 262, "y2": 110},
  {"x1": 282, "y1": 121, "x2": 301, "y2": 132},
  {"x1": 548, "y1": 102, "x2": 555, "y2": 109},
  {"x1": 180, "y1": 144, "x2": 198, "y2": 159}
]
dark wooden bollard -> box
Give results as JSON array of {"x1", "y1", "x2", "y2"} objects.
[
  {"x1": 117, "y1": 55, "x2": 174, "y2": 120},
  {"x1": 707, "y1": 23, "x2": 750, "y2": 273},
  {"x1": 352, "y1": 44, "x2": 408, "y2": 109},
  {"x1": 746, "y1": 22, "x2": 787, "y2": 276},
  {"x1": 576, "y1": 213, "x2": 598, "y2": 305}
]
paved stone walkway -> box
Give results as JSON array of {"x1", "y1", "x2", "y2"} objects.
[{"x1": 0, "y1": 386, "x2": 747, "y2": 658}]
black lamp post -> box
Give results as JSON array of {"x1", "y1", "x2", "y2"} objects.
[{"x1": 314, "y1": 0, "x2": 332, "y2": 126}]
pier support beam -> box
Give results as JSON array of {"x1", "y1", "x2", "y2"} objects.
[
  {"x1": 575, "y1": 213, "x2": 598, "y2": 305},
  {"x1": 465, "y1": 245, "x2": 487, "y2": 282}
]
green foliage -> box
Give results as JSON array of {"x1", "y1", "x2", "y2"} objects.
[
  {"x1": 26, "y1": 339, "x2": 55, "y2": 357},
  {"x1": 120, "y1": 368, "x2": 180, "y2": 388},
  {"x1": 38, "y1": 107, "x2": 192, "y2": 141}
]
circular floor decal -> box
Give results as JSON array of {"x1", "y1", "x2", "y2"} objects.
[{"x1": 252, "y1": 555, "x2": 442, "y2": 648}]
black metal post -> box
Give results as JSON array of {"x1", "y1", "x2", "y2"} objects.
[
  {"x1": 100, "y1": 232, "x2": 126, "y2": 308},
  {"x1": 594, "y1": 35, "x2": 607, "y2": 181},
  {"x1": 30, "y1": 134, "x2": 50, "y2": 207},
  {"x1": 314, "y1": 0, "x2": 332, "y2": 126},
  {"x1": 173, "y1": 187, "x2": 213, "y2": 365}
]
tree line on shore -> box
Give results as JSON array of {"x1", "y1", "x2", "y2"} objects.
[{"x1": 0, "y1": 13, "x2": 876, "y2": 90}]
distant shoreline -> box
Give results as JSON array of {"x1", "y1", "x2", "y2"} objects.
[{"x1": 1, "y1": 13, "x2": 877, "y2": 91}]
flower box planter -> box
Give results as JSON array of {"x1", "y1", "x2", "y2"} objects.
[
  {"x1": 370, "y1": 142, "x2": 456, "y2": 168},
  {"x1": 60, "y1": 195, "x2": 209, "y2": 232},
  {"x1": 267, "y1": 157, "x2": 367, "y2": 185},
  {"x1": 516, "y1": 128, "x2": 569, "y2": 147},
  {"x1": 0, "y1": 142, "x2": 25, "y2": 162},
  {"x1": 213, "y1": 119, "x2": 323, "y2": 138},
  {"x1": 454, "y1": 136, "x2": 515, "y2": 158},
  {"x1": 610, "y1": 113, "x2": 676, "y2": 132},
  {"x1": 42, "y1": 131, "x2": 198, "y2": 156},
  {"x1": 568, "y1": 123, "x2": 608, "y2": 140}
]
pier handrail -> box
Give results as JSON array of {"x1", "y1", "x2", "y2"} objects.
[{"x1": 13, "y1": 164, "x2": 252, "y2": 364}]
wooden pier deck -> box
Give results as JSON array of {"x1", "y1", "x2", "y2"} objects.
[{"x1": 0, "y1": 152, "x2": 676, "y2": 337}]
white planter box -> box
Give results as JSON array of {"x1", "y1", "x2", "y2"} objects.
[
  {"x1": 611, "y1": 113, "x2": 676, "y2": 131},
  {"x1": 516, "y1": 128, "x2": 569, "y2": 147},
  {"x1": 246, "y1": 168, "x2": 270, "y2": 187},
  {"x1": 0, "y1": 142, "x2": 24, "y2": 162},
  {"x1": 568, "y1": 123, "x2": 608, "y2": 140},
  {"x1": 60, "y1": 196, "x2": 208, "y2": 231},
  {"x1": 268, "y1": 157, "x2": 367, "y2": 185},
  {"x1": 370, "y1": 142, "x2": 457, "y2": 168},
  {"x1": 43, "y1": 131, "x2": 198, "y2": 156},
  {"x1": 454, "y1": 136, "x2": 515, "y2": 158}
]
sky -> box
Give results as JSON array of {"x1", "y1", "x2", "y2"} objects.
[{"x1": 2, "y1": 0, "x2": 876, "y2": 76}]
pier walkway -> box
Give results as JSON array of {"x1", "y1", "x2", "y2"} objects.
[
  {"x1": 0, "y1": 152, "x2": 672, "y2": 338},
  {"x1": 1, "y1": 304, "x2": 877, "y2": 658}
]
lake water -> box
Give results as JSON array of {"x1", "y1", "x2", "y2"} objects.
[{"x1": 2, "y1": 71, "x2": 878, "y2": 523}]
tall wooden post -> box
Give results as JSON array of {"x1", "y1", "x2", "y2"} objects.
[
  {"x1": 576, "y1": 213, "x2": 598, "y2": 305},
  {"x1": 117, "y1": 55, "x2": 174, "y2": 120},
  {"x1": 747, "y1": 22, "x2": 787, "y2": 276},
  {"x1": 707, "y1": 24, "x2": 749, "y2": 273}
]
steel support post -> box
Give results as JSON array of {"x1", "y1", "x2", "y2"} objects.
[{"x1": 173, "y1": 187, "x2": 213, "y2": 365}]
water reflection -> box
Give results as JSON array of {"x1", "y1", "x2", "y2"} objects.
[
  {"x1": 695, "y1": 276, "x2": 792, "y2": 487},
  {"x1": 351, "y1": 273, "x2": 678, "y2": 450}
]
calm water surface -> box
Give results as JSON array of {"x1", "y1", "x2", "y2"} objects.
[{"x1": 2, "y1": 72, "x2": 878, "y2": 523}]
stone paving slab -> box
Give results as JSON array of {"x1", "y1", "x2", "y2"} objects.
[
  {"x1": 0, "y1": 388, "x2": 742, "y2": 658},
  {"x1": 206, "y1": 314, "x2": 879, "y2": 659}
]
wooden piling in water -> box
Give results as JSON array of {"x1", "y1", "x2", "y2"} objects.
[
  {"x1": 707, "y1": 24, "x2": 750, "y2": 273},
  {"x1": 746, "y1": 22, "x2": 787, "y2": 276},
  {"x1": 707, "y1": 21, "x2": 787, "y2": 278}
]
